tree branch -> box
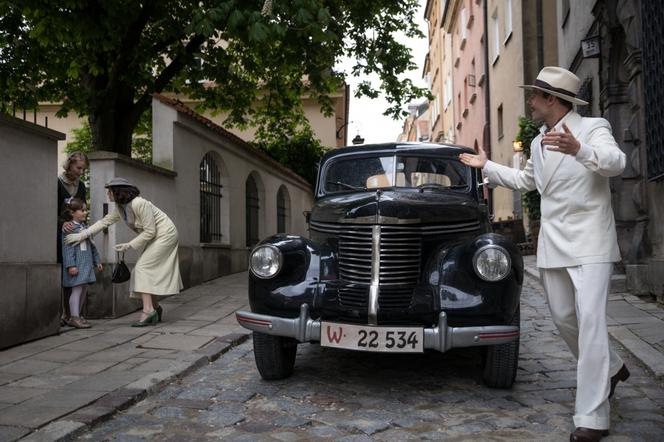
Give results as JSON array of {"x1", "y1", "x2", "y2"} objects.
[{"x1": 108, "y1": 1, "x2": 156, "y2": 91}]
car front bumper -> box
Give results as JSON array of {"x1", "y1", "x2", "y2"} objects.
[{"x1": 236, "y1": 304, "x2": 519, "y2": 352}]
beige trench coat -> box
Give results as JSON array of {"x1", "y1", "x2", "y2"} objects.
[{"x1": 88, "y1": 197, "x2": 183, "y2": 297}]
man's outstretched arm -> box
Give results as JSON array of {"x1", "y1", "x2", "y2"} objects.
[{"x1": 459, "y1": 144, "x2": 536, "y2": 192}]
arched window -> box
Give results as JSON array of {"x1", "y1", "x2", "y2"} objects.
[
  {"x1": 277, "y1": 187, "x2": 287, "y2": 233},
  {"x1": 246, "y1": 175, "x2": 260, "y2": 247},
  {"x1": 200, "y1": 153, "x2": 223, "y2": 243}
]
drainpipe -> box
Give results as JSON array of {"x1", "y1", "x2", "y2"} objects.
[
  {"x1": 536, "y1": 0, "x2": 543, "y2": 69},
  {"x1": 482, "y1": 0, "x2": 493, "y2": 215}
]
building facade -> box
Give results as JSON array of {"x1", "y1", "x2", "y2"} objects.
[
  {"x1": 443, "y1": 0, "x2": 488, "y2": 152},
  {"x1": 555, "y1": 0, "x2": 664, "y2": 302},
  {"x1": 487, "y1": 0, "x2": 558, "y2": 221},
  {"x1": 28, "y1": 87, "x2": 349, "y2": 175}
]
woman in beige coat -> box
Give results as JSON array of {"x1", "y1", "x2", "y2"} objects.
[{"x1": 65, "y1": 178, "x2": 183, "y2": 326}]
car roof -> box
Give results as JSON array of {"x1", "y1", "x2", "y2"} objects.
[{"x1": 321, "y1": 142, "x2": 476, "y2": 163}]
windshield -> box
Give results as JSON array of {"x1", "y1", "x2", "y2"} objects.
[{"x1": 323, "y1": 155, "x2": 470, "y2": 194}]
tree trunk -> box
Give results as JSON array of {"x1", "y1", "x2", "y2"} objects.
[{"x1": 87, "y1": 90, "x2": 146, "y2": 157}]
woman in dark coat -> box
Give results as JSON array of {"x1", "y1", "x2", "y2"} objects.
[{"x1": 57, "y1": 151, "x2": 89, "y2": 324}]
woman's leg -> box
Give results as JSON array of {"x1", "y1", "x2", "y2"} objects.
[{"x1": 135, "y1": 292, "x2": 156, "y2": 321}]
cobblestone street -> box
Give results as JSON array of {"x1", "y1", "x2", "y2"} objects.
[{"x1": 75, "y1": 277, "x2": 664, "y2": 442}]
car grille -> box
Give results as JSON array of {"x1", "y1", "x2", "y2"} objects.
[{"x1": 311, "y1": 220, "x2": 480, "y2": 310}]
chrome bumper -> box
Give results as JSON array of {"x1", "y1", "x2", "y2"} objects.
[{"x1": 235, "y1": 304, "x2": 519, "y2": 352}]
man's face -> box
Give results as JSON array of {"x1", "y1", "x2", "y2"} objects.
[{"x1": 527, "y1": 89, "x2": 551, "y2": 123}]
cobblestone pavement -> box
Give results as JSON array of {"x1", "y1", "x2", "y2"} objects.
[{"x1": 75, "y1": 278, "x2": 664, "y2": 442}]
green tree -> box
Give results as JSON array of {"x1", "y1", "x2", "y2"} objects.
[
  {"x1": 0, "y1": 0, "x2": 427, "y2": 157},
  {"x1": 254, "y1": 128, "x2": 328, "y2": 187},
  {"x1": 515, "y1": 116, "x2": 540, "y2": 221},
  {"x1": 64, "y1": 113, "x2": 153, "y2": 164}
]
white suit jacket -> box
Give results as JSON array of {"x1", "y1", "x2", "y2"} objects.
[{"x1": 483, "y1": 111, "x2": 626, "y2": 268}]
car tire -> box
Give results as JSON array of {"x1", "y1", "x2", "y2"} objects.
[
  {"x1": 252, "y1": 332, "x2": 298, "y2": 380},
  {"x1": 482, "y1": 307, "x2": 520, "y2": 389}
]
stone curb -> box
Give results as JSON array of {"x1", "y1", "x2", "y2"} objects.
[
  {"x1": 17, "y1": 333, "x2": 250, "y2": 442},
  {"x1": 523, "y1": 265, "x2": 664, "y2": 379}
]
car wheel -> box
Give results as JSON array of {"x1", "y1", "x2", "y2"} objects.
[
  {"x1": 482, "y1": 306, "x2": 520, "y2": 388},
  {"x1": 252, "y1": 332, "x2": 298, "y2": 380}
]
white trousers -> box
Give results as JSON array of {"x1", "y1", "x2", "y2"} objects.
[{"x1": 539, "y1": 264, "x2": 624, "y2": 430}]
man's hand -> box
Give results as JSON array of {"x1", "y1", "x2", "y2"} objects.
[
  {"x1": 68, "y1": 267, "x2": 78, "y2": 276},
  {"x1": 459, "y1": 144, "x2": 488, "y2": 169},
  {"x1": 541, "y1": 123, "x2": 580, "y2": 155},
  {"x1": 64, "y1": 232, "x2": 87, "y2": 245},
  {"x1": 114, "y1": 243, "x2": 132, "y2": 252}
]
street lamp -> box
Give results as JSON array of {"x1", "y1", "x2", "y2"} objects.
[{"x1": 336, "y1": 120, "x2": 364, "y2": 145}]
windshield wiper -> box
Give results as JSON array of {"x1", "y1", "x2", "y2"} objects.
[
  {"x1": 417, "y1": 183, "x2": 468, "y2": 190},
  {"x1": 327, "y1": 181, "x2": 367, "y2": 191}
]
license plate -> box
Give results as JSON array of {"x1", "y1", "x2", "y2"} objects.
[{"x1": 320, "y1": 322, "x2": 424, "y2": 353}]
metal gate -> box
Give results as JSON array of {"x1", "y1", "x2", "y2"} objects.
[
  {"x1": 200, "y1": 153, "x2": 223, "y2": 243},
  {"x1": 642, "y1": 0, "x2": 664, "y2": 181}
]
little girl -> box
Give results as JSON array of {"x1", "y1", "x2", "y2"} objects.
[{"x1": 61, "y1": 198, "x2": 102, "y2": 329}]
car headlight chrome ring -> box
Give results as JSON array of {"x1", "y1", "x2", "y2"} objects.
[
  {"x1": 472, "y1": 244, "x2": 511, "y2": 282},
  {"x1": 250, "y1": 244, "x2": 283, "y2": 279}
]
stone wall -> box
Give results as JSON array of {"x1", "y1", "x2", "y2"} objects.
[
  {"x1": 83, "y1": 97, "x2": 314, "y2": 318},
  {"x1": 0, "y1": 114, "x2": 65, "y2": 349}
]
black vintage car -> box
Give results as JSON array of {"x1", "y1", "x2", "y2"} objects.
[{"x1": 236, "y1": 143, "x2": 523, "y2": 388}]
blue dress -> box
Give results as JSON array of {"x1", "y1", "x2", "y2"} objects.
[{"x1": 61, "y1": 222, "x2": 101, "y2": 288}]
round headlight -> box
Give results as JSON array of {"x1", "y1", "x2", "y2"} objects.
[
  {"x1": 250, "y1": 245, "x2": 283, "y2": 279},
  {"x1": 473, "y1": 245, "x2": 511, "y2": 282}
]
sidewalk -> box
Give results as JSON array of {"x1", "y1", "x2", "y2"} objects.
[
  {"x1": 2, "y1": 263, "x2": 664, "y2": 441},
  {"x1": 523, "y1": 255, "x2": 664, "y2": 379},
  {"x1": 0, "y1": 272, "x2": 251, "y2": 442}
]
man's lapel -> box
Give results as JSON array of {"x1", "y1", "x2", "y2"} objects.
[{"x1": 540, "y1": 111, "x2": 582, "y2": 194}]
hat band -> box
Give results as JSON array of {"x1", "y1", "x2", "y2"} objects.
[{"x1": 534, "y1": 79, "x2": 577, "y2": 99}]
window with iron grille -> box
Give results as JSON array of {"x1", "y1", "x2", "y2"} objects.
[
  {"x1": 277, "y1": 187, "x2": 287, "y2": 233},
  {"x1": 199, "y1": 153, "x2": 223, "y2": 243},
  {"x1": 246, "y1": 175, "x2": 260, "y2": 247},
  {"x1": 642, "y1": 0, "x2": 664, "y2": 181}
]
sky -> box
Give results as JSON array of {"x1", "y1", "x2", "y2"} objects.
[{"x1": 339, "y1": 0, "x2": 429, "y2": 144}]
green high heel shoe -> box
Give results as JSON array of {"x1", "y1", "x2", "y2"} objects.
[
  {"x1": 131, "y1": 310, "x2": 159, "y2": 327},
  {"x1": 155, "y1": 305, "x2": 163, "y2": 322}
]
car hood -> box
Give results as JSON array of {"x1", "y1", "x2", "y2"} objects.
[{"x1": 311, "y1": 190, "x2": 480, "y2": 225}]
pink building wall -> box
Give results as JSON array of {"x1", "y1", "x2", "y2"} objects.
[{"x1": 451, "y1": 0, "x2": 487, "y2": 151}]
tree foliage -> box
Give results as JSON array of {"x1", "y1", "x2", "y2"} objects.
[
  {"x1": 0, "y1": 0, "x2": 427, "y2": 157},
  {"x1": 515, "y1": 116, "x2": 541, "y2": 221},
  {"x1": 254, "y1": 128, "x2": 328, "y2": 187},
  {"x1": 65, "y1": 112, "x2": 153, "y2": 164}
]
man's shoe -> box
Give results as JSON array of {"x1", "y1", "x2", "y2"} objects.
[
  {"x1": 570, "y1": 427, "x2": 609, "y2": 442},
  {"x1": 609, "y1": 364, "x2": 630, "y2": 399}
]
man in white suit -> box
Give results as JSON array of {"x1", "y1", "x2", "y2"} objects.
[{"x1": 460, "y1": 67, "x2": 629, "y2": 442}]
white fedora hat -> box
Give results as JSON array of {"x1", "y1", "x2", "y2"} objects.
[{"x1": 519, "y1": 66, "x2": 588, "y2": 105}]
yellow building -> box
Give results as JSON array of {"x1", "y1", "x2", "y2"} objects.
[
  {"x1": 486, "y1": 0, "x2": 557, "y2": 221},
  {"x1": 30, "y1": 87, "x2": 349, "y2": 173}
]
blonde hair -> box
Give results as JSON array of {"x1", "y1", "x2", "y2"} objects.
[{"x1": 62, "y1": 151, "x2": 90, "y2": 172}]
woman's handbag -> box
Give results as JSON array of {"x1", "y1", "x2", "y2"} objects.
[{"x1": 111, "y1": 252, "x2": 131, "y2": 283}]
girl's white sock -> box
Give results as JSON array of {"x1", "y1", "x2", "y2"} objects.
[{"x1": 69, "y1": 285, "x2": 83, "y2": 317}]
